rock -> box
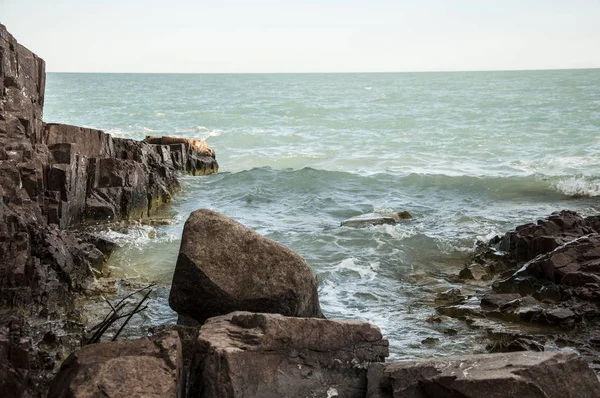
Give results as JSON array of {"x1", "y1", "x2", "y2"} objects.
[
  {"x1": 189, "y1": 311, "x2": 389, "y2": 398},
  {"x1": 169, "y1": 209, "x2": 323, "y2": 323},
  {"x1": 0, "y1": 23, "x2": 219, "y2": 395},
  {"x1": 341, "y1": 211, "x2": 412, "y2": 228},
  {"x1": 481, "y1": 293, "x2": 522, "y2": 309},
  {"x1": 494, "y1": 210, "x2": 596, "y2": 262},
  {"x1": 517, "y1": 234, "x2": 600, "y2": 285},
  {"x1": 459, "y1": 263, "x2": 489, "y2": 280},
  {"x1": 434, "y1": 288, "x2": 465, "y2": 304},
  {"x1": 48, "y1": 330, "x2": 182, "y2": 398},
  {"x1": 367, "y1": 351, "x2": 600, "y2": 398}
]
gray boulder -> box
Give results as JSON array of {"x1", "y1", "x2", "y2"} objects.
[{"x1": 169, "y1": 209, "x2": 323, "y2": 323}]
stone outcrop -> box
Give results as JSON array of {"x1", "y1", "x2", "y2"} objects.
[
  {"x1": 443, "y1": 210, "x2": 600, "y2": 374},
  {"x1": 47, "y1": 331, "x2": 182, "y2": 398},
  {"x1": 169, "y1": 209, "x2": 324, "y2": 324},
  {"x1": 0, "y1": 23, "x2": 217, "y2": 395},
  {"x1": 367, "y1": 351, "x2": 600, "y2": 398},
  {"x1": 493, "y1": 210, "x2": 596, "y2": 262},
  {"x1": 189, "y1": 312, "x2": 389, "y2": 398}
]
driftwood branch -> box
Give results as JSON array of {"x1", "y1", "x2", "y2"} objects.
[{"x1": 84, "y1": 284, "x2": 155, "y2": 345}]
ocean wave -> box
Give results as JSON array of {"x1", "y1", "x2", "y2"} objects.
[{"x1": 551, "y1": 176, "x2": 600, "y2": 197}]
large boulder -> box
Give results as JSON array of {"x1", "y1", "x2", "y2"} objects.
[
  {"x1": 367, "y1": 351, "x2": 600, "y2": 398},
  {"x1": 189, "y1": 311, "x2": 389, "y2": 398},
  {"x1": 169, "y1": 209, "x2": 324, "y2": 323},
  {"x1": 48, "y1": 331, "x2": 182, "y2": 398}
]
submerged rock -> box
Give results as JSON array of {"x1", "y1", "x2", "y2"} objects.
[
  {"x1": 169, "y1": 209, "x2": 324, "y2": 324},
  {"x1": 189, "y1": 311, "x2": 389, "y2": 398},
  {"x1": 367, "y1": 351, "x2": 600, "y2": 398},
  {"x1": 341, "y1": 211, "x2": 412, "y2": 228}
]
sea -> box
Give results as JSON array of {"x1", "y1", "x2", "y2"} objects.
[{"x1": 44, "y1": 70, "x2": 600, "y2": 359}]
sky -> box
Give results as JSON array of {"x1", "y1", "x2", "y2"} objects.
[{"x1": 2, "y1": 0, "x2": 600, "y2": 73}]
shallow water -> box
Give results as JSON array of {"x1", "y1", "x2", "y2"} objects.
[{"x1": 46, "y1": 70, "x2": 600, "y2": 358}]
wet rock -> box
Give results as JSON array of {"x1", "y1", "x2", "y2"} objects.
[
  {"x1": 459, "y1": 263, "x2": 489, "y2": 280},
  {"x1": 169, "y1": 209, "x2": 324, "y2": 324},
  {"x1": 189, "y1": 311, "x2": 388, "y2": 398},
  {"x1": 48, "y1": 330, "x2": 182, "y2": 398},
  {"x1": 494, "y1": 210, "x2": 596, "y2": 262},
  {"x1": 434, "y1": 288, "x2": 465, "y2": 304},
  {"x1": 367, "y1": 351, "x2": 600, "y2": 398},
  {"x1": 341, "y1": 211, "x2": 412, "y2": 228},
  {"x1": 517, "y1": 234, "x2": 600, "y2": 285},
  {"x1": 480, "y1": 293, "x2": 522, "y2": 309}
]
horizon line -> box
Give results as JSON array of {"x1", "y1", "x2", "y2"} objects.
[{"x1": 46, "y1": 67, "x2": 600, "y2": 75}]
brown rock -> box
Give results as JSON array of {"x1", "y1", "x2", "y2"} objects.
[
  {"x1": 367, "y1": 351, "x2": 600, "y2": 398},
  {"x1": 48, "y1": 331, "x2": 182, "y2": 398},
  {"x1": 190, "y1": 311, "x2": 389, "y2": 398},
  {"x1": 169, "y1": 209, "x2": 324, "y2": 323}
]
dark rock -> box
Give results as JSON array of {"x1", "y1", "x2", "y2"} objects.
[
  {"x1": 169, "y1": 209, "x2": 323, "y2": 323},
  {"x1": 434, "y1": 288, "x2": 464, "y2": 304},
  {"x1": 367, "y1": 351, "x2": 600, "y2": 398},
  {"x1": 494, "y1": 210, "x2": 596, "y2": 262},
  {"x1": 48, "y1": 330, "x2": 182, "y2": 398},
  {"x1": 189, "y1": 311, "x2": 388, "y2": 398},
  {"x1": 459, "y1": 263, "x2": 489, "y2": 280},
  {"x1": 481, "y1": 293, "x2": 521, "y2": 309},
  {"x1": 0, "y1": 23, "x2": 218, "y2": 395}
]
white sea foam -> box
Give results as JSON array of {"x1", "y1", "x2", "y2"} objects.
[{"x1": 552, "y1": 177, "x2": 600, "y2": 197}]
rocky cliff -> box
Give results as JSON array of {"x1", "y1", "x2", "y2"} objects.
[{"x1": 0, "y1": 23, "x2": 217, "y2": 396}]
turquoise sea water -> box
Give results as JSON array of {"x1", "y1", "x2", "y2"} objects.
[{"x1": 45, "y1": 70, "x2": 600, "y2": 359}]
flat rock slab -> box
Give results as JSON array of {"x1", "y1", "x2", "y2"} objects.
[
  {"x1": 169, "y1": 209, "x2": 323, "y2": 323},
  {"x1": 367, "y1": 351, "x2": 600, "y2": 398},
  {"x1": 48, "y1": 331, "x2": 182, "y2": 398},
  {"x1": 191, "y1": 311, "x2": 389, "y2": 398}
]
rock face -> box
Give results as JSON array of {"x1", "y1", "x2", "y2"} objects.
[
  {"x1": 47, "y1": 331, "x2": 182, "y2": 398},
  {"x1": 189, "y1": 312, "x2": 389, "y2": 398},
  {"x1": 0, "y1": 23, "x2": 218, "y2": 395},
  {"x1": 169, "y1": 209, "x2": 324, "y2": 323},
  {"x1": 367, "y1": 351, "x2": 600, "y2": 398}
]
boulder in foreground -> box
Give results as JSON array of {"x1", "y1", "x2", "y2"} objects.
[
  {"x1": 190, "y1": 311, "x2": 389, "y2": 397},
  {"x1": 367, "y1": 351, "x2": 600, "y2": 398},
  {"x1": 169, "y1": 209, "x2": 324, "y2": 323},
  {"x1": 48, "y1": 331, "x2": 182, "y2": 398}
]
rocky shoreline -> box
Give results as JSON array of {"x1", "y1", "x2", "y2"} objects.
[
  {"x1": 2, "y1": 24, "x2": 600, "y2": 397},
  {"x1": 0, "y1": 24, "x2": 217, "y2": 396}
]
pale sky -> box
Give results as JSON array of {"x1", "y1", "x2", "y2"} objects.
[{"x1": 2, "y1": 0, "x2": 600, "y2": 73}]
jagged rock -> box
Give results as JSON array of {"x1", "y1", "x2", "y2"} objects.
[
  {"x1": 0, "y1": 23, "x2": 218, "y2": 395},
  {"x1": 459, "y1": 263, "x2": 489, "y2": 280},
  {"x1": 189, "y1": 311, "x2": 389, "y2": 398},
  {"x1": 48, "y1": 331, "x2": 182, "y2": 398},
  {"x1": 515, "y1": 234, "x2": 600, "y2": 285},
  {"x1": 170, "y1": 209, "x2": 323, "y2": 323},
  {"x1": 367, "y1": 351, "x2": 600, "y2": 398},
  {"x1": 144, "y1": 135, "x2": 218, "y2": 176},
  {"x1": 494, "y1": 210, "x2": 596, "y2": 262}
]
